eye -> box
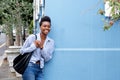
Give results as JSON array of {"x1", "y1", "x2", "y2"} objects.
[
  {"x1": 43, "y1": 25, "x2": 50, "y2": 28},
  {"x1": 41, "y1": 22, "x2": 51, "y2": 28}
]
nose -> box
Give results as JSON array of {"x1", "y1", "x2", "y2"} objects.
[{"x1": 45, "y1": 26, "x2": 50, "y2": 30}]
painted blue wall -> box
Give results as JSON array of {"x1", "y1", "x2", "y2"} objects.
[{"x1": 42, "y1": 0, "x2": 120, "y2": 80}]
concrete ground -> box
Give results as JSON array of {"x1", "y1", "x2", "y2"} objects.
[
  {"x1": 0, "y1": 58, "x2": 17, "y2": 80},
  {"x1": 0, "y1": 33, "x2": 21, "y2": 80}
]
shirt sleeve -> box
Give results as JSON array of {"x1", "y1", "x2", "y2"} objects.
[
  {"x1": 20, "y1": 35, "x2": 37, "y2": 54},
  {"x1": 41, "y1": 40, "x2": 55, "y2": 62}
]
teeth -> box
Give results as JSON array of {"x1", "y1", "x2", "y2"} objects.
[{"x1": 45, "y1": 30, "x2": 49, "y2": 33}]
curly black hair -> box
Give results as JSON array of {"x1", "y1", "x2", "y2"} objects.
[{"x1": 39, "y1": 16, "x2": 51, "y2": 26}]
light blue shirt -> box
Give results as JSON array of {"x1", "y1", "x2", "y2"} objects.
[{"x1": 20, "y1": 33, "x2": 55, "y2": 68}]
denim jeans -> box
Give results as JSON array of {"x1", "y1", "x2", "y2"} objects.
[{"x1": 22, "y1": 62, "x2": 44, "y2": 80}]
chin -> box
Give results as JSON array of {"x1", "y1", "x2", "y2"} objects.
[
  {"x1": 43, "y1": 33, "x2": 48, "y2": 35},
  {"x1": 41, "y1": 31, "x2": 49, "y2": 35}
]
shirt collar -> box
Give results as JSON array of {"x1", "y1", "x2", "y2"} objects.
[{"x1": 36, "y1": 33, "x2": 51, "y2": 44}]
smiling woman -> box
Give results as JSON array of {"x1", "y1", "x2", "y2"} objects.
[{"x1": 20, "y1": 16, "x2": 55, "y2": 80}]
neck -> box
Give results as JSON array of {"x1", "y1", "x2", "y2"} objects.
[{"x1": 40, "y1": 33, "x2": 46, "y2": 40}]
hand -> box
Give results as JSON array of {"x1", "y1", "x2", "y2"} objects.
[
  {"x1": 39, "y1": 40, "x2": 45, "y2": 49},
  {"x1": 34, "y1": 40, "x2": 40, "y2": 48}
]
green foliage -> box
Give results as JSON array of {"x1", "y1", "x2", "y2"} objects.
[
  {"x1": 28, "y1": 20, "x2": 33, "y2": 34},
  {"x1": 109, "y1": 0, "x2": 120, "y2": 20},
  {"x1": 103, "y1": 22, "x2": 112, "y2": 31},
  {"x1": 98, "y1": 9, "x2": 105, "y2": 15},
  {"x1": 98, "y1": 0, "x2": 120, "y2": 31},
  {"x1": 0, "y1": 0, "x2": 33, "y2": 33}
]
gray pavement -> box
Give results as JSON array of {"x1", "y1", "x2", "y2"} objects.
[
  {"x1": 0, "y1": 45, "x2": 7, "y2": 56},
  {"x1": 0, "y1": 33, "x2": 7, "y2": 66},
  {"x1": 0, "y1": 58, "x2": 17, "y2": 80},
  {"x1": 0, "y1": 33, "x2": 7, "y2": 56},
  {"x1": 0, "y1": 33, "x2": 19, "y2": 80},
  {"x1": 0, "y1": 33, "x2": 6, "y2": 45}
]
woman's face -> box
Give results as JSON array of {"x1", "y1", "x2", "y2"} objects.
[{"x1": 40, "y1": 21, "x2": 51, "y2": 35}]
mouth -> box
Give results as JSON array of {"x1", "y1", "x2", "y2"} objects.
[{"x1": 44, "y1": 30, "x2": 49, "y2": 34}]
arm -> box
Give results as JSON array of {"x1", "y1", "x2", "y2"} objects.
[
  {"x1": 41, "y1": 40, "x2": 55, "y2": 62},
  {"x1": 20, "y1": 35, "x2": 37, "y2": 54}
]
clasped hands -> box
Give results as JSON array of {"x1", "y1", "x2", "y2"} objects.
[{"x1": 34, "y1": 40, "x2": 44, "y2": 49}]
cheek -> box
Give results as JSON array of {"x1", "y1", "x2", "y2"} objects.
[{"x1": 40, "y1": 27, "x2": 43, "y2": 30}]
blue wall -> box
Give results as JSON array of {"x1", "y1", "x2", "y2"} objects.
[{"x1": 43, "y1": 0, "x2": 120, "y2": 80}]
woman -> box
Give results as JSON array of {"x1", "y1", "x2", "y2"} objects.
[{"x1": 20, "y1": 16, "x2": 55, "y2": 80}]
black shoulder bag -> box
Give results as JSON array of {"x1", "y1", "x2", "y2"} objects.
[{"x1": 13, "y1": 34, "x2": 37, "y2": 74}]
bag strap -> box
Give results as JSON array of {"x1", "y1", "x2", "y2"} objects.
[
  {"x1": 30, "y1": 34, "x2": 37, "y2": 55},
  {"x1": 35, "y1": 34, "x2": 37, "y2": 40}
]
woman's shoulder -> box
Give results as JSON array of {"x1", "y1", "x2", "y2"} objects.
[
  {"x1": 29, "y1": 34, "x2": 36, "y2": 37},
  {"x1": 27, "y1": 34, "x2": 36, "y2": 40}
]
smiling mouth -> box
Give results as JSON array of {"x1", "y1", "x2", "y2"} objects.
[{"x1": 44, "y1": 30, "x2": 49, "y2": 33}]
